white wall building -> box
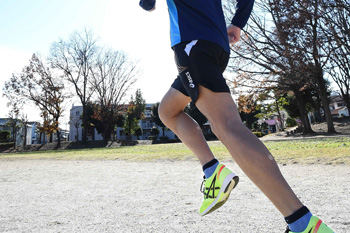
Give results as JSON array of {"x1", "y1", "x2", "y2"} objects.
[
  {"x1": 329, "y1": 95, "x2": 349, "y2": 118},
  {"x1": 69, "y1": 105, "x2": 104, "y2": 141},
  {"x1": 0, "y1": 118, "x2": 36, "y2": 145},
  {"x1": 68, "y1": 104, "x2": 176, "y2": 141}
]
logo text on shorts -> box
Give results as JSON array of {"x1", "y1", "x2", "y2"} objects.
[{"x1": 185, "y1": 72, "x2": 195, "y2": 88}]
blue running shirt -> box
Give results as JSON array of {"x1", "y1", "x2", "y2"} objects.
[{"x1": 139, "y1": 0, "x2": 254, "y2": 53}]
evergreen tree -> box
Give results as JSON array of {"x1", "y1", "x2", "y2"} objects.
[
  {"x1": 151, "y1": 102, "x2": 167, "y2": 137},
  {"x1": 124, "y1": 89, "x2": 146, "y2": 140}
]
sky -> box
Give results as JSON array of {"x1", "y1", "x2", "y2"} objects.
[
  {"x1": 0, "y1": 0, "x2": 177, "y2": 125},
  {"x1": 1, "y1": 0, "x2": 342, "y2": 127}
]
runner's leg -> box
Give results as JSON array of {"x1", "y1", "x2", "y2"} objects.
[
  {"x1": 195, "y1": 85, "x2": 303, "y2": 217},
  {"x1": 159, "y1": 87, "x2": 215, "y2": 166}
]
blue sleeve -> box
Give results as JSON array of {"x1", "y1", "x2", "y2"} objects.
[
  {"x1": 139, "y1": 0, "x2": 156, "y2": 11},
  {"x1": 231, "y1": 0, "x2": 255, "y2": 29}
]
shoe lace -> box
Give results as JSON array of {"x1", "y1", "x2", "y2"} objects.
[{"x1": 200, "y1": 176, "x2": 206, "y2": 194}]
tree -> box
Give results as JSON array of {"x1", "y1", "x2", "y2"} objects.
[
  {"x1": 151, "y1": 102, "x2": 167, "y2": 137},
  {"x1": 0, "y1": 131, "x2": 11, "y2": 142},
  {"x1": 20, "y1": 114, "x2": 29, "y2": 146},
  {"x1": 150, "y1": 126, "x2": 160, "y2": 138},
  {"x1": 35, "y1": 122, "x2": 45, "y2": 144},
  {"x1": 134, "y1": 127, "x2": 143, "y2": 140},
  {"x1": 90, "y1": 49, "x2": 138, "y2": 141},
  {"x1": 123, "y1": 89, "x2": 146, "y2": 140},
  {"x1": 255, "y1": 89, "x2": 291, "y2": 131},
  {"x1": 321, "y1": 0, "x2": 350, "y2": 116},
  {"x1": 3, "y1": 54, "x2": 67, "y2": 148},
  {"x1": 223, "y1": 0, "x2": 337, "y2": 133},
  {"x1": 269, "y1": 0, "x2": 336, "y2": 133},
  {"x1": 37, "y1": 110, "x2": 57, "y2": 143},
  {"x1": 281, "y1": 93, "x2": 302, "y2": 119},
  {"x1": 50, "y1": 29, "x2": 98, "y2": 143},
  {"x1": 224, "y1": 0, "x2": 315, "y2": 133},
  {"x1": 237, "y1": 94, "x2": 259, "y2": 128},
  {"x1": 133, "y1": 89, "x2": 146, "y2": 120},
  {"x1": 6, "y1": 104, "x2": 21, "y2": 148}
]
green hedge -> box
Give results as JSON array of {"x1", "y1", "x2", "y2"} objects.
[
  {"x1": 0, "y1": 142, "x2": 14, "y2": 149},
  {"x1": 252, "y1": 131, "x2": 265, "y2": 138},
  {"x1": 0, "y1": 130, "x2": 11, "y2": 142},
  {"x1": 286, "y1": 118, "x2": 297, "y2": 127}
]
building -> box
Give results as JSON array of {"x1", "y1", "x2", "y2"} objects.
[
  {"x1": 137, "y1": 104, "x2": 175, "y2": 140},
  {"x1": 68, "y1": 104, "x2": 176, "y2": 141},
  {"x1": 0, "y1": 118, "x2": 36, "y2": 145},
  {"x1": 329, "y1": 95, "x2": 349, "y2": 118},
  {"x1": 28, "y1": 122, "x2": 39, "y2": 144},
  {"x1": 257, "y1": 110, "x2": 288, "y2": 133},
  {"x1": 0, "y1": 118, "x2": 11, "y2": 132}
]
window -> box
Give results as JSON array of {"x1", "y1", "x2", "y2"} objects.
[{"x1": 145, "y1": 110, "x2": 152, "y2": 118}]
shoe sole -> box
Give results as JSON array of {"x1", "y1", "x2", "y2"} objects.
[{"x1": 200, "y1": 173, "x2": 239, "y2": 216}]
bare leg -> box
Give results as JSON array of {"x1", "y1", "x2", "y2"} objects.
[
  {"x1": 159, "y1": 87, "x2": 215, "y2": 166},
  {"x1": 195, "y1": 86, "x2": 303, "y2": 217}
]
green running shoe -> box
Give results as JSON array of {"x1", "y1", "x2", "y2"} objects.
[
  {"x1": 199, "y1": 163, "x2": 239, "y2": 216},
  {"x1": 284, "y1": 216, "x2": 334, "y2": 233}
]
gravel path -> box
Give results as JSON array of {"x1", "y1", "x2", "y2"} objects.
[{"x1": 0, "y1": 160, "x2": 349, "y2": 233}]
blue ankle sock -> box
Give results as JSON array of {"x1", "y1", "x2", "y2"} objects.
[
  {"x1": 285, "y1": 206, "x2": 312, "y2": 232},
  {"x1": 203, "y1": 159, "x2": 219, "y2": 178}
]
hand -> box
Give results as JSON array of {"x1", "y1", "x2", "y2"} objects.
[{"x1": 227, "y1": 24, "x2": 241, "y2": 45}]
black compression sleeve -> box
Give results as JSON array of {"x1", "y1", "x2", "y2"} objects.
[
  {"x1": 139, "y1": 0, "x2": 156, "y2": 11},
  {"x1": 231, "y1": 0, "x2": 255, "y2": 29}
]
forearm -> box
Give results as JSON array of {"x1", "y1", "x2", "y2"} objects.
[
  {"x1": 231, "y1": 0, "x2": 255, "y2": 29},
  {"x1": 139, "y1": 0, "x2": 156, "y2": 11}
]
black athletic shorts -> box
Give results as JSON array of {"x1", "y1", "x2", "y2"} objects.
[{"x1": 171, "y1": 39, "x2": 230, "y2": 104}]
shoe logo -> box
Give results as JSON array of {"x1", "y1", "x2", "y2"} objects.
[
  {"x1": 185, "y1": 72, "x2": 195, "y2": 88},
  {"x1": 204, "y1": 175, "x2": 220, "y2": 199}
]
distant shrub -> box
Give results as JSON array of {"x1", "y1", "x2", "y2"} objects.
[
  {"x1": 159, "y1": 136, "x2": 168, "y2": 141},
  {"x1": 252, "y1": 132, "x2": 263, "y2": 138},
  {"x1": 251, "y1": 122, "x2": 260, "y2": 131},
  {"x1": 151, "y1": 126, "x2": 160, "y2": 136},
  {"x1": 286, "y1": 118, "x2": 297, "y2": 127},
  {"x1": 0, "y1": 130, "x2": 11, "y2": 142},
  {"x1": 261, "y1": 122, "x2": 268, "y2": 131},
  {"x1": 0, "y1": 142, "x2": 14, "y2": 149}
]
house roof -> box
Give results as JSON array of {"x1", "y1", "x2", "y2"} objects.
[
  {"x1": 329, "y1": 94, "x2": 350, "y2": 104},
  {"x1": 265, "y1": 119, "x2": 276, "y2": 125},
  {"x1": 0, "y1": 118, "x2": 9, "y2": 126}
]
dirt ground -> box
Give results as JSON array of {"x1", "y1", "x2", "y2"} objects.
[
  {"x1": 0, "y1": 160, "x2": 349, "y2": 233},
  {"x1": 262, "y1": 119, "x2": 350, "y2": 141}
]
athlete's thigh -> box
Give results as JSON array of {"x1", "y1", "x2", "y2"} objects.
[
  {"x1": 195, "y1": 85, "x2": 242, "y2": 123},
  {"x1": 159, "y1": 87, "x2": 191, "y2": 117}
]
